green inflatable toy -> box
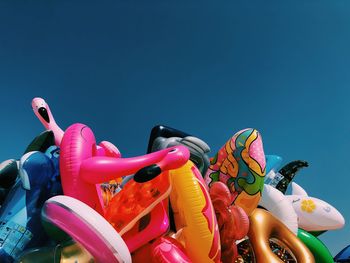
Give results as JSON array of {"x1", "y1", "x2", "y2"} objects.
[{"x1": 298, "y1": 229, "x2": 334, "y2": 263}]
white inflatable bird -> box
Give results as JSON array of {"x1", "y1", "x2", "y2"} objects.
[{"x1": 287, "y1": 182, "x2": 345, "y2": 232}]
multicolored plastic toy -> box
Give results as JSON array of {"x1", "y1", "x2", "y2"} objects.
[{"x1": 205, "y1": 128, "x2": 266, "y2": 215}]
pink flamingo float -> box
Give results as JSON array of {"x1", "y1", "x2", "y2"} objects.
[
  {"x1": 32, "y1": 97, "x2": 121, "y2": 158},
  {"x1": 42, "y1": 121, "x2": 190, "y2": 262}
]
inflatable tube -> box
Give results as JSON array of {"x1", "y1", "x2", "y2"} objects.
[
  {"x1": 32, "y1": 98, "x2": 64, "y2": 146},
  {"x1": 297, "y1": 229, "x2": 334, "y2": 263},
  {"x1": 248, "y1": 209, "x2": 315, "y2": 263},
  {"x1": 60, "y1": 123, "x2": 189, "y2": 215},
  {"x1": 42, "y1": 195, "x2": 131, "y2": 263},
  {"x1": 259, "y1": 184, "x2": 298, "y2": 234},
  {"x1": 205, "y1": 128, "x2": 266, "y2": 215},
  {"x1": 169, "y1": 161, "x2": 221, "y2": 263}
]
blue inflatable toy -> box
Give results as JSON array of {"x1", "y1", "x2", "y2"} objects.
[
  {"x1": 335, "y1": 245, "x2": 350, "y2": 262},
  {"x1": 0, "y1": 131, "x2": 62, "y2": 263}
]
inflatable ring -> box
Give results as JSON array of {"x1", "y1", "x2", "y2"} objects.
[
  {"x1": 60, "y1": 123, "x2": 104, "y2": 213},
  {"x1": 247, "y1": 208, "x2": 314, "y2": 263},
  {"x1": 205, "y1": 128, "x2": 266, "y2": 215},
  {"x1": 169, "y1": 161, "x2": 221, "y2": 263},
  {"x1": 297, "y1": 229, "x2": 334, "y2": 263},
  {"x1": 42, "y1": 195, "x2": 132, "y2": 263}
]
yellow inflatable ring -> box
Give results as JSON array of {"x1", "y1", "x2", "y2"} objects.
[{"x1": 169, "y1": 161, "x2": 221, "y2": 263}]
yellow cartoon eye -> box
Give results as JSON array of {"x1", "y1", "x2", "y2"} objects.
[{"x1": 301, "y1": 199, "x2": 316, "y2": 213}]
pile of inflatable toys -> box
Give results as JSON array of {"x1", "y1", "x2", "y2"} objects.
[{"x1": 0, "y1": 97, "x2": 347, "y2": 263}]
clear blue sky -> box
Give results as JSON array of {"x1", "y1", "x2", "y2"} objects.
[{"x1": 0, "y1": 0, "x2": 349, "y2": 256}]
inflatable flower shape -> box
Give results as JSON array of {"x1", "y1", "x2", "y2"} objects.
[{"x1": 301, "y1": 199, "x2": 316, "y2": 213}]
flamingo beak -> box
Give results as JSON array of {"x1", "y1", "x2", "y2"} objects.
[{"x1": 38, "y1": 107, "x2": 50, "y2": 123}]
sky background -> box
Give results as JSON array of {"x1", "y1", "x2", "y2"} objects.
[{"x1": 0, "y1": 0, "x2": 349, "y2": 256}]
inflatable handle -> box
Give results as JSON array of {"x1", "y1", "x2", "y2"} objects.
[{"x1": 133, "y1": 164, "x2": 161, "y2": 183}]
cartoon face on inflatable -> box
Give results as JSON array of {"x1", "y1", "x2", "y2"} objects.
[{"x1": 287, "y1": 182, "x2": 345, "y2": 231}]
